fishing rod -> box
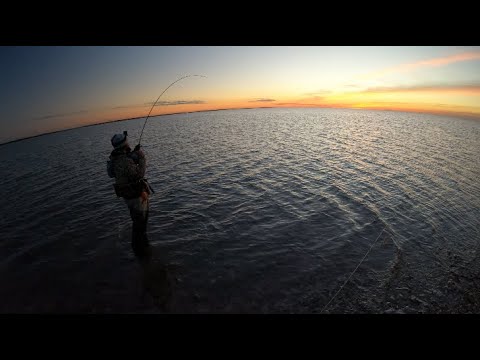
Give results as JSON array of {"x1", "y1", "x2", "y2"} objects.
[{"x1": 137, "y1": 74, "x2": 207, "y2": 146}]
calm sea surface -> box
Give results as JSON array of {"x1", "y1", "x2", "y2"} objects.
[{"x1": 1, "y1": 108, "x2": 479, "y2": 313}]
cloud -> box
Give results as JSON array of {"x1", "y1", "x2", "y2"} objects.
[
  {"x1": 151, "y1": 100, "x2": 206, "y2": 106},
  {"x1": 112, "y1": 104, "x2": 146, "y2": 110},
  {"x1": 113, "y1": 100, "x2": 207, "y2": 110},
  {"x1": 363, "y1": 84, "x2": 480, "y2": 94},
  {"x1": 34, "y1": 110, "x2": 89, "y2": 120},
  {"x1": 249, "y1": 98, "x2": 276, "y2": 102},
  {"x1": 358, "y1": 51, "x2": 480, "y2": 80}
]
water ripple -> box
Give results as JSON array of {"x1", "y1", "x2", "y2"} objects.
[{"x1": 1, "y1": 108, "x2": 479, "y2": 313}]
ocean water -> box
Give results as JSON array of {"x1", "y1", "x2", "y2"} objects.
[{"x1": 1, "y1": 108, "x2": 479, "y2": 313}]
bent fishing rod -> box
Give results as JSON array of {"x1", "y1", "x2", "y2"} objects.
[{"x1": 137, "y1": 74, "x2": 207, "y2": 146}]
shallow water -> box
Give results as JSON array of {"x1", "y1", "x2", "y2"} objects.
[{"x1": 1, "y1": 108, "x2": 479, "y2": 313}]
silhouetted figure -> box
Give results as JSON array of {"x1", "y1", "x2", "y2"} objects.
[
  {"x1": 107, "y1": 132, "x2": 174, "y2": 311},
  {"x1": 107, "y1": 131, "x2": 152, "y2": 262}
]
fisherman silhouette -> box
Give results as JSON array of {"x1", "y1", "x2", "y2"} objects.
[{"x1": 107, "y1": 131, "x2": 151, "y2": 261}]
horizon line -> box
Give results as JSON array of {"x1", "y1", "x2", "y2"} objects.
[{"x1": 1, "y1": 105, "x2": 479, "y2": 146}]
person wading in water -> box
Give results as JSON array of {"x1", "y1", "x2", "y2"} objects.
[{"x1": 107, "y1": 131, "x2": 152, "y2": 262}]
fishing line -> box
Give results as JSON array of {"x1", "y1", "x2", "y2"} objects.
[{"x1": 321, "y1": 227, "x2": 387, "y2": 313}]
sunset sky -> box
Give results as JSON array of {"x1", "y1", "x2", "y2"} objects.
[{"x1": 1, "y1": 46, "x2": 479, "y2": 143}]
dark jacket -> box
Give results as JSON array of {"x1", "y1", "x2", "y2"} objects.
[
  {"x1": 109, "y1": 148, "x2": 147, "y2": 199},
  {"x1": 110, "y1": 148, "x2": 146, "y2": 185}
]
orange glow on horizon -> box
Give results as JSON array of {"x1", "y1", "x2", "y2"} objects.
[{"x1": 53, "y1": 85, "x2": 480, "y2": 135}]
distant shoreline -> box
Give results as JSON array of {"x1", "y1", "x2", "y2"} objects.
[
  {"x1": 0, "y1": 107, "x2": 274, "y2": 146},
  {"x1": 1, "y1": 106, "x2": 479, "y2": 146}
]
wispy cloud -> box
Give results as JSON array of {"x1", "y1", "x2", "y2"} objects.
[
  {"x1": 113, "y1": 100, "x2": 207, "y2": 110},
  {"x1": 34, "y1": 110, "x2": 89, "y2": 120},
  {"x1": 112, "y1": 104, "x2": 146, "y2": 110},
  {"x1": 358, "y1": 51, "x2": 480, "y2": 80},
  {"x1": 249, "y1": 98, "x2": 276, "y2": 102},
  {"x1": 151, "y1": 100, "x2": 207, "y2": 106},
  {"x1": 362, "y1": 84, "x2": 480, "y2": 94}
]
